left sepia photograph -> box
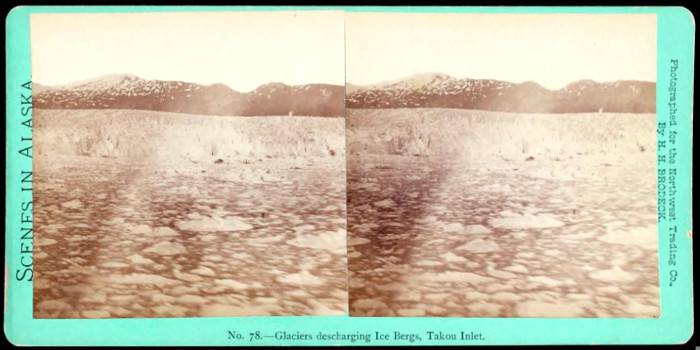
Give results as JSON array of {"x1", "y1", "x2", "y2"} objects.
[{"x1": 31, "y1": 11, "x2": 347, "y2": 318}]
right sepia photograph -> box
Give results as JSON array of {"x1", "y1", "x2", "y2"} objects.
[{"x1": 346, "y1": 13, "x2": 659, "y2": 317}]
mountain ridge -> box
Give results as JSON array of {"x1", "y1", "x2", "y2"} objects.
[
  {"x1": 34, "y1": 73, "x2": 656, "y2": 116},
  {"x1": 347, "y1": 73, "x2": 656, "y2": 113},
  {"x1": 34, "y1": 74, "x2": 344, "y2": 117}
]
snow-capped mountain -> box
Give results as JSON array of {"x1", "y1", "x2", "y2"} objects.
[
  {"x1": 34, "y1": 74, "x2": 344, "y2": 117},
  {"x1": 347, "y1": 73, "x2": 656, "y2": 113}
]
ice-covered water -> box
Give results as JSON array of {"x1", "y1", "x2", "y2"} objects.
[
  {"x1": 33, "y1": 111, "x2": 347, "y2": 318},
  {"x1": 347, "y1": 109, "x2": 659, "y2": 318},
  {"x1": 347, "y1": 156, "x2": 659, "y2": 317}
]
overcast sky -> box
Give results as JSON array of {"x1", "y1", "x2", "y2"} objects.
[
  {"x1": 30, "y1": 11, "x2": 345, "y2": 92},
  {"x1": 346, "y1": 13, "x2": 656, "y2": 89}
]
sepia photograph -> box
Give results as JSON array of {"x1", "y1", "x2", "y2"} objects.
[
  {"x1": 346, "y1": 13, "x2": 659, "y2": 317},
  {"x1": 31, "y1": 11, "x2": 347, "y2": 318}
]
